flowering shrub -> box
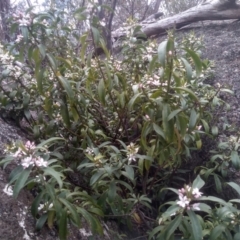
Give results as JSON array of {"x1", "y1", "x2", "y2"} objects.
[{"x1": 0, "y1": 5, "x2": 240, "y2": 240}]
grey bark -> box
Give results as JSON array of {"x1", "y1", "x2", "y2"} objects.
[{"x1": 113, "y1": 0, "x2": 240, "y2": 38}]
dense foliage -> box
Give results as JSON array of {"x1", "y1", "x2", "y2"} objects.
[{"x1": 1, "y1": 3, "x2": 240, "y2": 240}]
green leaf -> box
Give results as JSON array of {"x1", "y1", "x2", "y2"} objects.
[
  {"x1": 162, "y1": 205, "x2": 181, "y2": 219},
  {"x1": 35, "y1": 68, "x2": 44, "y2": 95},
  {"x1": 210, "y1": 225, "x2": 225, "y2": 240},
  {"x1": 211, "y1": 126, "x2": 218, "y2": 136},
  {"x1": 227, "y1": 182, "x2": 240, "y2": 195},
  {"x1": 181, "y1": 57, "x2": 192, "y2": 80},
  {"x1": 162, "y1": 215, "x2": 182, "y2": 240},
  {"x1": 192, "y1": 175, "x2": 205, "y2": 189},
  {"x1": 168, "y1": 109, "x2": 182, "y2": 121},
  {"x1": 46, "y1": 53, "x2": 57, "y2": 71},
  {"x1": 21, "y1": 26, "x2": 29, "y2": 41},
  {"x1": 97, "y1": 79, "x2": 106, "y2": 104},
  {"x1": 213, "y1": 174, "x2": 222, "y2": 193},
  {"x1": 230, "y1": 151, "x2": 240, "y2": 169},
  {"x1": 148, "y1": 226, "x2": 163, "y2": 240},
  {"x1": 36, "y1": 213, "x2": 48, "y2": 230},
  {"x1": 59, "y1": 209, "x2": 68, "y2": 240},
  {"x1": 189, "y1": 109, "x2": 197, "y2": 130},
  {"x1": 37, "y1": 137, "x2": 65, "y2": 148},
  {"x1": 158, "y1": 40, "x2": 168, "y2": 67},
  {"x1": 78, "y1": 208, "x2": 103, "y2": 234},
  {"x1": 13, "y1": 168, "x2": 31, "y2": 198},
  {"x1": 234, "y1": 233, "x2": 240, "y2": 240},
  {"x1": 197, "y1": 203, "x2": 211, "y2": 214},
  {"x1": 91, "y1": 26, "x2": 100, "y2": 44},
  {"x1": 173, "y1": 87, "x2": 199, "y2": 101},
  {"x1": 38, "y1": 44, "x2": 46, "y2": 58},
  {"x1": 90, "y1": 171, "x2": 105, "y2": 186},
  {"x1": 153, "y1": 123, "x2": 165, "y2": 139},
  {"x1": 128, "y1": 93, "x2": 142, "y2": 110},
  {"x1": 125, "y1": 165, "x2": 134, "y2": 181},
  {"x1": 57, "y1": 75, "x2": 75, "y2": 103},
  {"x1": 59, "y1": 198, "x2": 80, "y2": 227},
  {"x1": 31, "y1": 192, "x2": 44, "y2": 217},
  {"x1": 198, "y1": 196, "x2": 227, "y2": 205},
  {"x1": 44, "y1": 167, "x2": 64, "y2": 188},
  {"x1": 187, "y1": 210, "x2": 202, "y2": 240},
  {"x1": 108, "y1": 182, "x2": 116, "y2": 202},
  {"x1": 184, "y1": 48, "x2": 202, "y2": 76}
]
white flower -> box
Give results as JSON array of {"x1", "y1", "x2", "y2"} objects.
[
  {"x1": 127, "y1": 153, "x2": 136, "y2": 163},
  {"x1": 177, "y1": 195, "x2": 190, "y2": 208},
  {"x1": 21, "y1": 156, "x2": 34, "y2": 169},
  {"x1": 15, "y1": 34, "x2": 23, "y2": 43},
  {"x1": 192, "y1": 188, "x2": 202, "y2": 198},
  {"x1": 86, "y1": 147, "x2": 94, "y2": 155},
  {"x1": 191, "y1": 203, "x2": 200, "y2": 211},
  {"x1": 18, "y1": 18, "x2": 30, "y2": 26},
  {"x1": 13, "y1": 148, "x2": 24, "y2": 157},
  {"x1": 25, "y1": 141, "x2": 36, "y2": 150},
  {"x1": 34, "y1": 157, "x2": 48, "y2": 167}
]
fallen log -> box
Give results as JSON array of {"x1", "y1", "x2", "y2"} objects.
[{"x1": 112, "y1": 0, "x2": 240, "y2": 38}]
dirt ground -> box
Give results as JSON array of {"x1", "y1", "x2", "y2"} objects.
[{"x1": 1, "y1": 19, "x2": 240, "y2": 239}]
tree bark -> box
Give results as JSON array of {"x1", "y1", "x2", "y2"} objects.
[{"x1": 113, "y1": 0, "x2": 240, "y2": 38}]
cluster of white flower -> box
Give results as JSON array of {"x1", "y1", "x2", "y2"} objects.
[
  {"x1": 85, "y1": 147, "x2": 94, "y2": 155},
  {"x1": 12, "y1": 12, "x2": 31, "y2": 26},
  {"x1": 176, "y1": 185, "x2": 202, "y2": 210},
  {"x1": 21, "y1": 155, "x2": 48, "y2": 169},
  {"x1": 12, "y1": 141, "x2": 48, "y2": 169},
  {"x1": 127, "y1": 142, "x2": 139, "y2": 164},
  {"x1": 15, "y1": 34, "x2": 24, "y2": 43}
]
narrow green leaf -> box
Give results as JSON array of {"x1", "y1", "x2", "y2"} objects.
[
  {"x1": 198, "y1": 196, "x2": 227, "y2": 205},
  {"x1": 192, "y1": 175, "x2": 205, "y2": 189},
  {"x1": 230, "y1": 151, "x2": 240, "y2": 169},
  {"x1": 125, "y1": 165, "x2": 134, "y2": 181},
  {"x1": 59, "y1": 209, "x2": 68, "y2": 240},
  {"x1": 158, "y1": 40, "x2": 168, "y2": 67},
  {"x1": 227, "y1": 182, "x2": 240, "y2": 195},
  {"x1": 35, "y1": 69, "x2": 44, "y2": 95},
  {"x1": 108, "y1": 182, "x2": 116, "y2": 202},
  {"x1": 164, "y1": 215, "x2": 182, "y2": 240},
  {"x1": 234, "y1": 233, "x2": 240, "y2": 240},
  {"x1": 189, "y1": 109, "x2": 197, "y2": 130},
  {"x1": 38, "y1": 44, "x2": 46, "y2": 58},
  {"x1": 46, "y1": 53, "x2": 57, "y2": 71},
  {"x1": 97, "y1": 79, "x2": 106, "y2": 105},
  {"x1": 90, "y1": 171, "x2": 105, "y2": 186},
  {"x1": 57, "y1": 75, "x2": 75, "y2": 103},
  {"x1": 78, "y1": 208, "x2": 103, "y2": 234},
  {"x1": 59, "y1": 198, "x2": 80, "y2": 227},
  {"x1": 13, "y1": 168, "x2": 31, "y2": 198},
  {"x1": 37, "y1": 137, "x2": 64, "y2": 148},
  {"x1": 213, "y1": 174, "x2": 222, "y2": 193},
  {"x1": 153, "y1": 123, "x2": 165, "y2": 139},
  {"x1": 173, "y1": 87, "x2": 199, "y2": 101},
  {"x1": 36, "y1": 213, "x2": 48, "y2": 230},
  {"x1": 128, "y1": 93, "x2": 142, "y2": 110},
  {"x1": 44, "y1": 167, "x2": 64, "y2": 188},
  {"x1": 184, "y1": 48, "x2": 202, "y2": 76},
  {"x1": 168, "y1": 109, "x2": 182, "y2": 121},
  {"x1": 31, "y1": 192, "x2": 44, "y2": 217},
  {"x1": 181, "y1": 57, "x2": 192, "y2": 80},
  {"x1": 187, "y1": 210, "x2": 202, "y2": 240},
  {"x1": 91, "y1": 27, "x2": 100, "y2": 44},
  {"x1": 211, "y1": 126, "x2": 218, "y2": 136},
  {"x1": 210, "y1": 225, "x2": 225, "y2": 240}
]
